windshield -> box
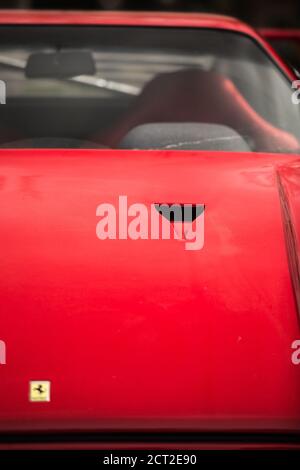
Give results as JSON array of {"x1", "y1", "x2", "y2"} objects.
[{"x1": 0, "y1": 26, "x2": 299, "y2": 153}]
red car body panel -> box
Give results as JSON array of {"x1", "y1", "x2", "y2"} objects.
[
  {"x1": 260, "y1": 28, "x2": 300, "y2": 73},
  {"x1": 0, "y1": 150, "x2": 300, "y2": 436},
  {"x1": 0, "y1": 12, "x2": 300, "y2": 448},
  {"x1": 260, "y1": 29, "x2": 300, "y2": 40}
]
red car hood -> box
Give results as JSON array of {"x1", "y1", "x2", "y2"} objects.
[{"x1": 0, "y1": 149, "x2": 299, "y2": 435}]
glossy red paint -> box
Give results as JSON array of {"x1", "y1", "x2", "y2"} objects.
[
  {"x1": 0, "y1": 149, "x2": 300, "y2": 438},
  {"x1": 0, "y1": 11, "x2": 300, "y2": 447},
  {"x1": 0, "y1": 10, "x2": 267, "y2": 33},
  {"x1": 260, "y1": 29, "x2": 300, "y2": 40},
  {"x1": 277, "y1": 162, "x2": 300, "y2": 320},
  {"x1": 259, "y1": 28, "x2": 300, "y2": 79}
]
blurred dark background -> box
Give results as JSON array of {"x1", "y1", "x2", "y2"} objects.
[{"x1": 1, "y1": 0, "x2": 300, "y2": 28}]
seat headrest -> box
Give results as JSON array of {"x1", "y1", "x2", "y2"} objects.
[{"x1": 119, "y1": 123, "x2": 251, "y2": 152}]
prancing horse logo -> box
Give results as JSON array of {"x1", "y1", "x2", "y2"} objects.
[
  {"x1": 34, "y1": 384, "x2": 45, "y2": 394},
  {"x1": 29, "y1": 381, "x2": 51, "y2": 402}
]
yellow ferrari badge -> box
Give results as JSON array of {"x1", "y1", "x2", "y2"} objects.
[{"x1": 29, "y1": 381, "x2": 51, "y2": 402}]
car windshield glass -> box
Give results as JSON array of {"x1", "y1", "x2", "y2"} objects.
[{"x1": 0, "y1": 26, "x2": 299, "y2": 153}]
